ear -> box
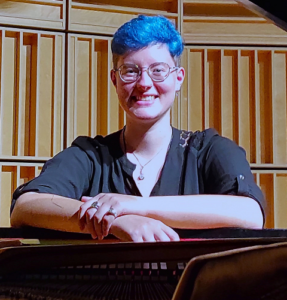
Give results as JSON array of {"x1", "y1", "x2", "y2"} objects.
[
  {"x1": 110, "y1": 69, "x2": 117, "y2": 87},
  {"x1": 175, "y1": 67, "x2": 185, "y2": 92}
]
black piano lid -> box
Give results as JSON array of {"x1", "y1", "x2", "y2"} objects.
[
  {"x1": 236, "y1": 0, "x2": 287, "y2": 32},
  {"x1": 2, "y1": 227, "x2": 287, "y2": 239}
]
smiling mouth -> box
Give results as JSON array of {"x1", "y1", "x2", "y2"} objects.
[{"x1": 131, "y1": 95, "x2": 158, "y2": 101}]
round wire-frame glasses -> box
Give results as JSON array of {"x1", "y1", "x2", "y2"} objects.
[{"x1": 114, "y1": 62, "x2": 178, "y2": 83}]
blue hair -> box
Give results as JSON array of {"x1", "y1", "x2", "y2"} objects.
[{"x1": 111, "y1": 15, "x2": 184, "y2": 66}]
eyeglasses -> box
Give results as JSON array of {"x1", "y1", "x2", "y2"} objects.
[{"x1": 114, "y1": 62, "x2": 178, "y2": 83}]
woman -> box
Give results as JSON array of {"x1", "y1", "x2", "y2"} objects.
[{"x1": 11, "y1": 15, "x2": 265, "y2": 242}]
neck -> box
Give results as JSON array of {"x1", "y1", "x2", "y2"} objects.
[{"x1": 123, "y1": 113, "x2": 172, "y2": 159}]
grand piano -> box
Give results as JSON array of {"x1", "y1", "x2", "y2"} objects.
[{"x1": 1, "y1": 1, "x2": 287, "y2": 299}]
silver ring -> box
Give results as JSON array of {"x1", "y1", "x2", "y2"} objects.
[
  {"x1": 90, "y1": 201, "x2": 100, "y2": 210},
  {"x1": 108, "y1": 207, "x2": 117, "y2": 218}
]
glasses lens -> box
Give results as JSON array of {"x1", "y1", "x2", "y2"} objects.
[
  {"x1": 120, "y1": 64, "x2": 139, "y2": 82},
  {"x1": 149, "y1": 63, "x2": 169, "y2": 81}
]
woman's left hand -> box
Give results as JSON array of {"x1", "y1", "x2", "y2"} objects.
[{"x1": 78, "y1": 193, "x2": 140, "y2": 240}]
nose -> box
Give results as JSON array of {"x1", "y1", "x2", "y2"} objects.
[{"x1": 136, "y1": 69, "x2": 153, "y2": 90}]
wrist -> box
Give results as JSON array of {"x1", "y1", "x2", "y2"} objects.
[{"x1": 122, "y1": 196, "x2": 148, "y2": 216}]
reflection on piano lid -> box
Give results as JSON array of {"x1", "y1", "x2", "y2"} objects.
[{"x1": 236, "y1": 0, "x2": 287, "y2": 32}]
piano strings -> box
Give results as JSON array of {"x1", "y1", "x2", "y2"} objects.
[{"x1": 0, "y1": 261, "x2": 188, "y2": 300}]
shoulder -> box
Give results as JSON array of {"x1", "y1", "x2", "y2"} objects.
[
  {"x1": 173, "y1": 127, "x2": 220, "y2": 152},
  {"x1": 71, "y1": 130, "x2": 122, "y2": 158},
  {"x1": 184, "y1": 128, "x2": 244, "y2": 157}
]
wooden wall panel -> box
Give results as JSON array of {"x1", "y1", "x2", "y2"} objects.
[
  {"x1": 257, "y1": 51, "x2": 273, "y2": 164},
  {"x1": 182, "y1": 0, "x2": 287, "y2": 45},
  {"x1": 273, "y1": 52, "x2": 287, "y2": 165},
  {"x1": 253, "y1": 171, "x2": 287, "y2": 229},
  {"x1": 0, "y1": 0, "x2": 65, "y2": 30},
  {"x1": 69, "y1": 0, "x2": 178, "y2": 35},
  {"x1": 0, "y1": 162, "x2": 43, "y2": 227},
  {"x1": 0, "y1": 165, "x2": 16, "y2": 226},
  {"x1": 0, "y1": 29, "x2": 64, "y2": 160},
  {"x1": 238, "y1": 50, "x2": 256, "y2": 163},
  {"x1": 182, "y1": 46, "x2": 287, "y2": 167},
  {"x1": 67, "y1": 35, "x2": 124, "y2": 146},
  {"x1": 274, "y1": 174, "x2": 287, "y2": 228}
]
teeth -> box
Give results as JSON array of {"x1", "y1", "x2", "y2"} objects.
[{"x1": 136, "y1": 96, "x2": 155, "y2": 101}]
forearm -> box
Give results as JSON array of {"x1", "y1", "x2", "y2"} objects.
[
  {"x1": 10, "y1": 192, "x2": 85, "y2": 233},
  {"x1": 126, "y1": 195, "x2": 264, "y2": 229}
]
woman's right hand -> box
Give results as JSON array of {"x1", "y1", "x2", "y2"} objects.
[{"x1": 109, "y1": 215, "x2": 180, "y2": 242}]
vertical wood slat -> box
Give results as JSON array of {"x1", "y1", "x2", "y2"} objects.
[
  {"x1": 53, "y1": 34, "x2": 59, "y2": 155},
  {"x1": 239, "y1": 50, "x2": 256, "y2": 163},
  {"x1": 0, "y1": 164, "x2": 17, "y2": 227},
  {"x1": 1, "y1": 30, "x2": 17, "y2": 156},
  {"x1": 76, "y1": 38, "x2": 90, "y2": 137},
  {"x1": 178, "y1": 0, "x2": 183, "y2": 35},
  {"x1": 189, "y1": 50, "x2": 203, "y2": 131},
  {"x1": 204, "y1": 48, "x2": 209, "y2": 129},
  {"x1": 258, "y1": 51, "x2": 273, "y2": 164},
  {"x1": 38, "y1": 34, "x2": 54, "y2": 157},
  {"x1": 73, "y1": 35, "x2": 78, "y2": 139},
  {"x1": 207, "y1": 49, "x2": 221, "y2": 133},
  {"x1": 90, "y1": 37, "x2": 95, "y2": 137},
  {"x1": 274, "y1": 174, "x2": 287, "y2": 228},
  {"x1": 35, "y1": 33, "x2": 40, "y2": 157},
  {"x1": 221, "y1": 49, "x2": 234, "y2": 140},
  {"x1": 107, "y1": 39, "x2": 119, "y2": 134},
  {"x1": 0, "y1": 165, "x2": 13, "y2": 227},
  {"x1": 96, "y1": 39, "x2": 108, "y2": 136},
  {"x1": 180, "y1": 47, "x2": 188, "y2": 130},
  {"x1": 0, "y1": 30, "x2": 3, "y2": 156},
  {"x1": 67, "y1": 35, "x2": 75, "y2": 145},
  {"x1": 17, "y1": 32, "x2": 23, "y2": 157},
  {"x1": 272, "y1": 51, "x2": 287, "y2": 165},
  {"x1": 254, "y1": 50, "x2": 261, "y2": 164},
  {"x1": 259, "y1": 173, "x2": 274, "y2": 229}
]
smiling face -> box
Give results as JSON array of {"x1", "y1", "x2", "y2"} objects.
[{"x1": 111, "y1": 44, "x2": 185, "y2": 124}]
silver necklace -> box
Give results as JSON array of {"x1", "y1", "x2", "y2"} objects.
[{"x1": 122, "y1": 127, "x2": 172, "y2": 181}]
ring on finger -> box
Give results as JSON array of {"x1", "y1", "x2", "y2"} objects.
[
  {"x1": 108, "y1": 207, "x2": 117, "y2": 218},
  {"x1": 90, "y1": 201, "x2": 100, "y2": 210}
]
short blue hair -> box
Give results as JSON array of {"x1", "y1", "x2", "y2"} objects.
[{"x1": 111, "y1": 15, "x2": 184, "y2": 67}]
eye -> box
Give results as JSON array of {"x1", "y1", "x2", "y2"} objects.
[
  {"x1": 121, "y1": 65, "x2": 139, "y2": 76},
  {"x1": 152, "y1": 67, "x2": 164, "y2": 73},
  {"x1": 126, "y1": 68, "x2": 137, "y2": 74}
]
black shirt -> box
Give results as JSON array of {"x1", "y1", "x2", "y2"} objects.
[{"x1": 11, "y1": 127, "x2": 266, "y2": 219}]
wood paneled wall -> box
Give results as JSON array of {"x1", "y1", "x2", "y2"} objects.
[{"x1": 0, "y1": 0, "x2": 286, "y2": 228}]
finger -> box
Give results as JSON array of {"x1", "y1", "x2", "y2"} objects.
[
  {"x1": 154, "y1": 231, "x2": 171, "y2": 242},
  {"x1": 79, "y1": 200, "x2": 99, "y2": 230},
  {"x1": 93, "y1": 216, "x2": 103, "y2": 240},
  {"x1": 85, "y1": 209, "x2": 97, "y2": 239},
  {"x1": 94, "y1": 202, "x2": 112, "y2": 223},
  {"x1": 79, "y1": 197, "x2": 100, "y2": 220},
  {"x1": 81, "y1": 196, "x2": 93, "y2": 202},
  {"x1": 102, "y1": 215, "x2": 115, "y2": 237},
  {"x1": 163, "y1": 226, "x2": 180, "y2": 241},
  {"x1": 131, "y1": 235, "x2": 144, "y2": 243},
  {"x1": 142, "y1": 233, "x2": 156, "y2": 243}
]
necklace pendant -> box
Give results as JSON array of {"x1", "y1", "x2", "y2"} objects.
[{"x1": 138, "y1": 174, "x2": 144, "y2": 180}]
